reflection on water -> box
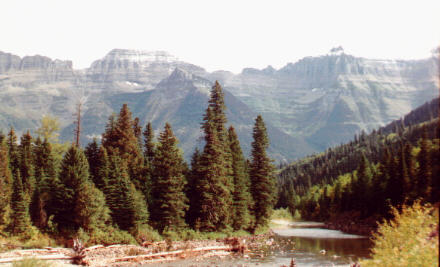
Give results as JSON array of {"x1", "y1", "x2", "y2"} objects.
[{"x1": 145, "y1": 222, "x2": 373, "y2": 266}]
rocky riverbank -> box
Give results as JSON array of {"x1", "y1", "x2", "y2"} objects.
[
  {"x1": 0, "y1": 231, "x2": 275, "y2": 266},
  {"x1": 324, "y1": 213, "x2": 379, "y2": 236}
]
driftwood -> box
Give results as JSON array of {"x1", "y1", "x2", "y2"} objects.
[
  {"x1": 114, "y1": 245, "x2": 233, "y2": 262},
  {"x1": 0, "y1": 254, "x2": 73, "y2": 263}
]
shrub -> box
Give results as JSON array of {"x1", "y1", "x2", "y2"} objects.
[
  {"x1": 88, "y1": 227, "x2": 137, "y2": 245},
  {"x1": 132, "y1": 225, "x2": 162, "y2": 243},
  {"x1": 361, "y1": 202, "x2": 439, "y2": 267},
  {"x1": 271, "y1": 208, "x2": 294, "y2": 221}
]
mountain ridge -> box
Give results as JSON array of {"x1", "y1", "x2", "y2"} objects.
[{"x1": 0, "y1": 48, "x2": 438, "y2": 161}]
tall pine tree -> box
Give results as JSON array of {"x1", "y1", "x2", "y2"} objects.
[
  {"x1": 151, "y1": 123, "x2": 188, "y2": 232},
  {"x1": 102, "y1": 104, "x2": 147, "y2": 196},
  {"x1": 250, "y1": 115, "x2": 276, "y2": 230},
  {"x1": 10, "y1": 170, "x2": 32, "y2": 234},
  {"x1": 0, "y1": 141, "x2": 12, "y2": 229},
  {"x1": 228, "y1": 126, "x2": 252, "y2": 231}
]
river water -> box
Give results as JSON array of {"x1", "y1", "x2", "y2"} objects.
[{"x1": 148, "y1": 221, "x2": 373, "y2": 266}]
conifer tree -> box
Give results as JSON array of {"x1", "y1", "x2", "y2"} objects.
[
  {"x1": 143, "y1": 122, "x2": 155, "y2": 165},
  {"x1": 10, "y1": 170, "x2": 32, "y2": 234},
  {"x1": 193, "y1": 82, "x2": 234, "y2": 231},
  {"x1": 250, "y1": 115, "x2": 276, "y2": 229},
  {"x1": 397, "y1": 145, "x2": 410, "y2": 204},
  {"x1": 94, "y1": 146, "x2": 110, "y2": 191},
  {"x1": 186, "y1": 148, "x2": 202, "y2": 227},
  {"x1": 143, "y1": 122, "x2": 155, "y2": 206},
  {"x1": 133, "y1": 117, "x2": 142, "y2": 148},
  {"x1": 195, "y1": 107, "x2": 232, "y2": 231},
  {"x1": 104, "y1": 154, "x2": 148, "y2": 231},
  {"x1": 228, "y1": 126, "x2": 252, "y2": 230},
  {"x1": 0, "y1": 141, "x2": 13, "y2": 228},
  {"x1": 52, "y1": 145, "x2": 107, "y2": 232},
  {"x1": 416, "y1": 127, "x2": 432, "y2": 200},
  {"x1": 6, "y1": 127, "x2": 19, "y2": 174},
  {"x1": 102, "y1": 104, "x2": 146, "y2": 195},
  {"x1": 19, "y1": 131, "x2": 35, "y2": 198},
  {"x1": 85, "y1": 139, "x2": 101, "y2": 187},
  {"x1": 151, "y1": 123, "x2": 188, "y2": 232},
  {"x1": 30, "y1": 138, "x2": 57, "y2": 228}
]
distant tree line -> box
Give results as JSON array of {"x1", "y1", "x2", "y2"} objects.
[
  {"x1": 0, "y1": 81, "x2": 277, "y2": 243},
  {"x1": 277, "y1": 97, "x2": 439, "y2": 221}
]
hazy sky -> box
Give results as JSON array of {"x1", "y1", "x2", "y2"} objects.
[{"x1": 1, "y1": 0, "x2": 439, "y2": 73}]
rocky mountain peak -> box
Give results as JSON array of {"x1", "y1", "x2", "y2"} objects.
[
  {"x1": 102, "y1": 49, "x2": 179, "y2": 64},
  {"x1": 0, "y1": 51, "x2": 72, "y2": 73}
]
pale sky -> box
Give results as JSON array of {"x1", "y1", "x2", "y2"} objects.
[{"x1": 1, "y1": 0, "x2": 439, "y2": 73}]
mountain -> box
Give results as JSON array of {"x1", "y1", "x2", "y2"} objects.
[
  {"x1": 214, "y1": 48, "x2": 439, "y2": 150},
  {"x1": 0, "y1": 48, "x2": 438, "y2": 161}
]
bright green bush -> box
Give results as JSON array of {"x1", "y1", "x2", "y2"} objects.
[
  {"x1": 361, "y1": 202, "x2": 439, "y2": 267},
  {"x1": 271, "y1": 208, "x2": 294, "y2": 221}
]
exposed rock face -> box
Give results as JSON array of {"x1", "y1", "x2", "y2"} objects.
[
  {"x1": 0, "y1": 48, "x2": 438, "y2": 160},
  {"x1": 86, "y1": 49, "x2": 206, "y2": 93},
  {"x1": 219, "y1": 52, "x2": 439, "y2": 149}
]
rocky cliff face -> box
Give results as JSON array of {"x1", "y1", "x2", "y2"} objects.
[
  {"x1": 219, "y1": 50, "x2": 439, "y2": 149},
  {"x1": 0, "y1": 48, "x2": 438, "y2": 160}
]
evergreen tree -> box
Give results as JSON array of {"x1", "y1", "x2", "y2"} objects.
[
  {"x1": 19, "y1": 131, "x2": 35, "y2": 198},
  {"x1": 30, "y1": 139, "x2": 57, "y2": 228},
  {"x1": 52, "y1": 145, "x2": 107, "y2": 232},
  {"x1": 0, "y1": 141, "x2": 13, "y2": 228},
  {"x1": 250, "y1": 115, "x2": 276, "y2": 229},
  {"x1": 104, "y1": 154, "x2": 148, "y2": 231},
  {"x1": 10, "y1": 170, "x2": 32, "y2": 234},
  {"x1": 94, "y1": 146, "x2": 110, "y2": 191},
  {"x1": 102, "y1": 104, "x2": 146, "y2": 195},
  {"x1": 85, "y1": 139, "x2": 101, "y2": 187},
  {"x1": 186, "y1": 148, "x2": 202, "y2": 227},
  {"x1": 143, "y1": 122, "x2": 155, "y2": 207},
  {"x1": 396, "y1": 144, "x2": 410, "y2": 204},
  {"x1": 133, "y1": 117, "x2": 142, "y2": 148},
  {"x1": 6, "y1": 127, "x2": 19, "y2": 174},
  {"x1": 151, "y1": 123, "x2": 188, "y2": 232},
  {"x1": 143, "y1": 122, "x2": 155, "y2": 166},
  {"x1": 193, "y1": 82, "x2": 233, "y2": 231},
  {"x1": 196, "y1": 107, "x2": 232, "y2": 231},
  {"x1": 416, "y1": 127, "x2": 432, "y2": 200},
  {"x1": 352, "y1": 155, "x2": 371, "y2": 216},
  {"x1": 228, "y1": 126, "x2": 252, "y2": 230}
]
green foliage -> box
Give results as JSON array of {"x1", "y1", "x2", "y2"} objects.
[
  {"x1": 74, "y1": 182, "x2": 111, "y2": 232},
  {"x1": 10, "y1": 170, "x2": 32, "y2": 234},
  {"x1": 361, "y1": 202, "x2": 439, "y2": 267},
  {"x1": 104, "y1": 154, "x2": 148, "y2": 231},
  {"x1": 271, "y1": 208, "x2": 294, "y2": 221},
  {"x1": 151, "y1": 123, "x2": 188, "y2": 232},
  {"x1": 19, "y1": 131, "x2": 35, "y2": 198},
  {"x1": 250, "y1": 115, "x2": 276, "y2": 230},
  {"x1": 0, "y1": 141, "x2": 13, "y2": 229},
  {"x1": 228, "y1": 126, "x2": 252, "y2": 231},
  {"x1": 84, "y1": 139, "x2": 101, "y2": 188},
  {"x1": 192, "y1": 82, "x2": 234, "y2": 232},
  {"x1": 35, "y1": 115, "x2": 60, "y2": 143},
  {"x1": 102, "y1": 104, "x2": 146, "y2": 194}
]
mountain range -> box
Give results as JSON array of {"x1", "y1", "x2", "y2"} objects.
[{"x1": 0, "y1": 48, "x2": 438, "y2": 161}]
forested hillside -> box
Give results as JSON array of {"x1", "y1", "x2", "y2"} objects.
[
  {"x1": 0, "y1": 82, "x2": 277, "y2": 245},
  {"x1": 277, "y1": 97, "x2": 439, "y2": 222}
]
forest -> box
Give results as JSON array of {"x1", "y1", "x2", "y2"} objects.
[
  {"x1": 277, "y1": 98, "x2": 440, "y2": 223},
  {"x1": 0, "y1": 81, "x2": 277, "y2": 245}
]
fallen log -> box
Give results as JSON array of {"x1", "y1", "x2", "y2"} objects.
[
  {"x1": 114, "y1": 245, "x2": 233, "y2": 262},
  {"x1": 0, "y1": 254, "x2": 73, "y2": 263}
]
